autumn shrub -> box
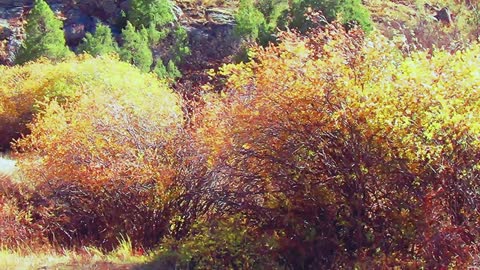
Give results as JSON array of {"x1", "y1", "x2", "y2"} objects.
[
  {"x1": 0, "y1": 61, "x2": 56, "y2": 149},
  {"x1": 377, "y1": 0, "x2": 480, "y2": 53},
  {"x1": 0, "y1": 160, "x2": 46, "y2": 249},
  {"x1": 0, "y1": 55, "x2": 158, "y2": 149},
  {"x1": 195, "y1": 25, "x2": 480, "y2": 268},
  {"x1": 381, "y1": 16, "x2": 471, "y2": 54},
  {"x1": 11, "y1": 55, "x2": 183, "y2": 249}
]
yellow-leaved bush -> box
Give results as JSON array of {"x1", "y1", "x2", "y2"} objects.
[
  {"x1": 7, "y1": 55, "x2": 183, "y2": 249},
  {"x1": 194, "y1": 25, "x2": 480, "y2": 268},
  {"x1": 0, "y1": 62, "x2": 46, "y2": 149}
]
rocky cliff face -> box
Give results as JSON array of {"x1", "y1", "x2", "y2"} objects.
[
  {"x1": 0, "y1": 0, "x2": 23, "y2": 8},
  {"x1": 0, "y1": 0, "x2": 240, "y2": 67}
]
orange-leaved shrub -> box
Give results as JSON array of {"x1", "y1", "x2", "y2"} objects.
[
  {"x1": 11, "y1": 55, "x2": 183, "y2": 249},
  {"x1": 0, "y1": 158, "x2": 47, "y2": 249},
  {"x1": 193, "y1": 24, "x2": 480, "y2": 268}
]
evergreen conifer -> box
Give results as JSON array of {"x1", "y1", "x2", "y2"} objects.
[
  {"x1": 119, "y1": 22, "x2": 153, "y2": 72},
  {"x1": 129, "y1": 0, "x2": 174, "y2": 29},
  {"x1": 77, "y1": 23, "x2": 118, "y2": 56},
  {"x1": 15, "y1": 0, "x2": 71, "y2": 64}
]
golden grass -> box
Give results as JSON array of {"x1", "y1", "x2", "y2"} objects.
[
  {"x1": 0, "y1": 249, "x2": 72, "y2": 270},
  {"x1": 0, "y1": 238, "x2": 151, "y2": 270}
]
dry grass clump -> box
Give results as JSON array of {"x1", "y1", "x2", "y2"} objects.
[{"x1": 0, "y1": 237, "x2": 149, "y2": 270}]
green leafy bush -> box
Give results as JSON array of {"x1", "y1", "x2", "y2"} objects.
[
  {"x1": 151, "y1": 216, "x2": 279, "y2": 269},
  {"x1": 235, "y1": 0, "x2": 373, "y2": 47}
]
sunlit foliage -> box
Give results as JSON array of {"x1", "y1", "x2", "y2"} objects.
[
  {"x1": 0, "y1": 56, "x2": 183, "y2": 248},
  {"x1": 11, "y1": 55, "x2": 182, "y2": 248},
  {"x1": 2, "y1": 3, "x2": 480, "y2": 266},
  {"x1": 194, "y1": 25, "x2": 480, "y2": 268}
]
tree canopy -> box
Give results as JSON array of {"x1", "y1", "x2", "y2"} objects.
[
  {"x1": 15, "y1": 0, "x2": 71, "y2": 64},
  {"x1": 128, "y1": 0, "x2": 175, "y2": 30},
  {"x1": 77, "y1": 23, "x2": 118, "y2": 56},
  {"x1": 119, "y1": 22, "x2": 153, "y2": 72}
]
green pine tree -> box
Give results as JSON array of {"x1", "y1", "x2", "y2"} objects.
[
  {"x1": 166, "y1": 60, "x2": 181, "y2": 79},
  {"x1": 235, "y1": 0, "x2": 266, "y2": 41},
  {"x1": 153, "y1": 60, "x2": 181, "y2": 80},
  {"x1": 289, "y1": 0, "x2": 373, "y2": 33},
  {"x1": 129, "y1": 0, "x2": 174, "y2": 29},
  {"x1": 340, "y1": 0, "x2": 373, "y2": 32},
  {"x1": 153, "y1": 60, "x2": 168, "y2": 79},
  {"x1": 15, "y1": 0, "x2": 71, "y2": 64},
  {"x1": 119, "y1": 21, "x2": 153, "y2": 72},
  {"x1": 170, "y1": 27, "x2": 190, "y2": 64},
  {"x1": 256, "y1": 0, "x2": 289, "y2": 45},
  {"x1": 77, "y1": 23, "x2": 118, "y2": 56}
]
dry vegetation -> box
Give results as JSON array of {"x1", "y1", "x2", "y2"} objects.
[
  {"x1": 1, "y1": 0, "x2": 480, "y2": 268},
  {"x1": 0, "y1": 238, "x2": 149, "y2": 270}
]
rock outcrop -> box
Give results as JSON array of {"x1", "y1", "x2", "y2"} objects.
[{"x1": 0, "y1": 0, "x2": 240, "y2": 67}]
